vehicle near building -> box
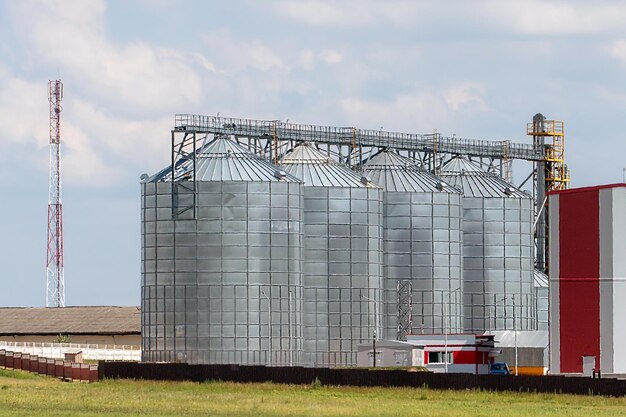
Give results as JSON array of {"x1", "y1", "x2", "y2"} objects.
[{"x1": 489, "y1": 362, "x2": 511, "y2": 375}]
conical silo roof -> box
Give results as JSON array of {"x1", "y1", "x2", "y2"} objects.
[
  {"x1": 148, "y1": 137, "x2": 301, "y2": 182},
  {"x1": 438, "y1": 156, "x2": 529, "y2": 198},
  {"x1": 281, "y1": 142, "x2": 374, "y2": 187},
  {"x1": 363, "y1": 150, "x2": 458, "y2": 193}
]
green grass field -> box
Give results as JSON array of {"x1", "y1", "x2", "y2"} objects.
[{"x1": 1, "y1": 368, "x2": 626, "y2": 416}]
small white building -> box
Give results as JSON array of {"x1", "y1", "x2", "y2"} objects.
[
  {"x1": 406, "y1": 334, "x2": 496, "y2": 374},
  {"x1": 356, "y1": 340, "x2": 424, "y2": 368}
]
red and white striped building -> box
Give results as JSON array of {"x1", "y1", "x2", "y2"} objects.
[
  {"x1": 406, "y1": 334, "x2": 496, "y2": 374},
  {"x1": 549, "y1": 184, "x2": 626, "y2": 374}
]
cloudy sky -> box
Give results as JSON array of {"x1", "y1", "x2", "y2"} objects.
[{"x1": 1, "y1": 0, "x2": 626, "y2": 307}]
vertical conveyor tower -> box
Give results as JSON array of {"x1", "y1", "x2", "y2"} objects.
[{"x1": 528, "y1": 114, "x2": 569, "y2": 275}]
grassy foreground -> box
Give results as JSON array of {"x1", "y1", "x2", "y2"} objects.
[{"x1": 0, "y1": 369, "x2": 626, "y2": 416}]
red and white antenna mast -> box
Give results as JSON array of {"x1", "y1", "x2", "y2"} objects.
[{"x1": 47, "y1": 80, "x2": 65, "y2": 308}]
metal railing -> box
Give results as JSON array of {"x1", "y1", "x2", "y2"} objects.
[
  {"x1": 174, "y1": 114, "x2": 544, "y2": 161},
  {"x1": 0, "y1": 341, "x2": 141, "y2": 362}
]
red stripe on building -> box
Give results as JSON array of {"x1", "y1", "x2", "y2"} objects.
[
  {"x1": 558, "y1": 189, "x2": 600, "y2": 373},
  {"x1": 454, "y1": 350, "x2": 483, "y2": 365}
]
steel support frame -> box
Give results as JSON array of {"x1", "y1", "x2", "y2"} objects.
[
  {"x1": 170, "y1": 130, "x2": 200, "y2": 219},
  {"x1": 170, "y1": 115, "x2": 550, "y2": 274},
  {"x1": 396, "y1": 280, "x2": 413, "y2": 341},
  {"x1": 174, "y1": 114, "x2": 543, "y2": 160}
]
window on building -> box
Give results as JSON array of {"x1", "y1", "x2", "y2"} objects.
[
  {"x1": 394, "y1": 352, "x2": 408, "y2": 365},
  {"x1": 428, "y1": 351, "x2": 453, "y2": 364}
]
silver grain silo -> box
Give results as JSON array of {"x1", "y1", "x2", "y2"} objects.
[
  {"x1": 534, "y1": 270, "x2": 548, "y2": 331},
  {"x1": 439, "y1": 156, "x2": 534, "y2": 332},
  {"x1": 363, "y1": 150, "x2": 463, "y2": 340},
  {"x1": 141, "y1": 136, "x2": 304, "y2": 366},
  {"x1": 280, "y1": 142, "x2": 384, "y2": 367}
]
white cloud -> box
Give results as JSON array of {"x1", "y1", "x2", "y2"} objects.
[
  {"x1": 0, "y1": 62, "x2": 9, "y2": 79},
  {"x1": 0, "y1": 75, "x2": 116, "y2": 185},
  {"x1": 1, "y1": 0, "x2": 207, "y2": 186},
  {"x1": 0, "y1": 77, "x2": 49, "y2": 148},
  {"x1": 339, "y1": 84, "x2": 491, "y2": 132},
  {"x1": 321, "y1": 50, "x2": 343, "y2": 64},
  {"x1": 609, "y1": 39, "x2": 626, "y2": 66},
  {"x1": 275, "y1": 0, "x2": 626, "y2": 36},
  {"x1": 275, "y1": 0, "x2": 420, "y2": 27},
  {"x1": 298, "y1": 49, "x2": 315, "y2": 70},
  {"x1": 340, "y1": 92, "x2": 444, "y2": 132},
  {"x1": 2, "y1": 0, "x2": 616, "y2": 190},
  {"x1": 202, "y1": 31, "x2": 285, "y2": 73},
  {"x1": 8, "y1": 0, "x2": 204, "y2": 116},
  {"x1": 61, "y1": 122, "x2": 115, "y2": 185},
  {"x1": 57, "y1": 97, "x2": 173, "y2": 186},
  {"x1": 66, "y1": 98, "x2": 170, "y2": 160},
  {"x1": 278, "y1": 1, "x2": 355, "y2": 26},
  {"x1": 191, "y1": 53, "x2": 224, "y2": 75},
  {"x1": 130, "y1": 0, "x2": 182, "y2": 11},
  {"x1": 443, "y1": 83, "x2": 490, "y2": 112},
  {"x1": 494, "y1": 1, "x2": 626, "y2": 36},
  {"x1": 0, "y1": 73, "x2": 172, "y2": 186}
]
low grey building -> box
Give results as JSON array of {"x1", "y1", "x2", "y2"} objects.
[
  {"x1": 0, "y1": 306, "x2": 141, "y2": 346},
  {"x1": 490, "y1": 330, "x2": 548, "y2": 374},
  {"x1": 356, "y1": 340, "x2": 424, "y2": 368}
]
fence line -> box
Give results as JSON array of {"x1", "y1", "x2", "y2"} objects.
[
  {"x1": 0, "y1": 341, "x2": 140, "y2": 362},
  {"x1": 100, "y1": 361, "x2": 626, "y2": 397},
  {"x1": 0, "y1": 349, "x2": 97, "y2": 382}
]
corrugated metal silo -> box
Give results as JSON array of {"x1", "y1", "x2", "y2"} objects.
[
  {"x1": 363, "y1": 150, "x2": 464, "y2": 340},
  {"x1": 439, "y1": 156, "x2": 534, "y2": 332},
  {"x1": 534, "y1": 270, "x2": 548, "y2": 331},
  {"x1": 141, "y1": 136, "x2": 304, "y2": 365},
  {"x1": 280, "y1": 142, "x2": 384, "y2": 367}
]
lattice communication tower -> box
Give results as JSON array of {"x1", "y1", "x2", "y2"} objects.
[{"x1": 46, "y1": 80, "x2": 65, "y2": 308}]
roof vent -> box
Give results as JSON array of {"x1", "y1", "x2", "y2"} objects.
[
  {"x1": 436, "y1": 181, "x2": 445, "y2": 191},
  {"x1": 274, "y1": 169, "x2": 287, "y2": 180}
]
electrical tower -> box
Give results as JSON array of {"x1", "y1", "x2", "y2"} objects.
[{"x1": 46, "y1": 80, "x2": 65, "y2": 308}]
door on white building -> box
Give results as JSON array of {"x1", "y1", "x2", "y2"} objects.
[{"x1": 582, "y1": 356, "x2": 596, "y2": 376}]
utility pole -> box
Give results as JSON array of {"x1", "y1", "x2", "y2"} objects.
[
  {"x1": 46, "y1": 80, "x2": 65, "y2": 308},
  {"x1": 372, "y1": 329, "x2": 377, "y2": 368},
  {"x1": 513, "y1": 294, "x2": 518, "y2": 376}
]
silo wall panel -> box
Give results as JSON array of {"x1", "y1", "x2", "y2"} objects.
[
  {"x1": 382, "y1": 191, "x2": 463, "y2": 340},
  {"x1": 141, "y1": 181, "x2": 304, "y2": 365},
  {"x1": 301, "y1": 186, "x2": 383, "y2": 367},
  {"x1": 462, "y1": 196, "x2": 535, "y2": 332}
]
